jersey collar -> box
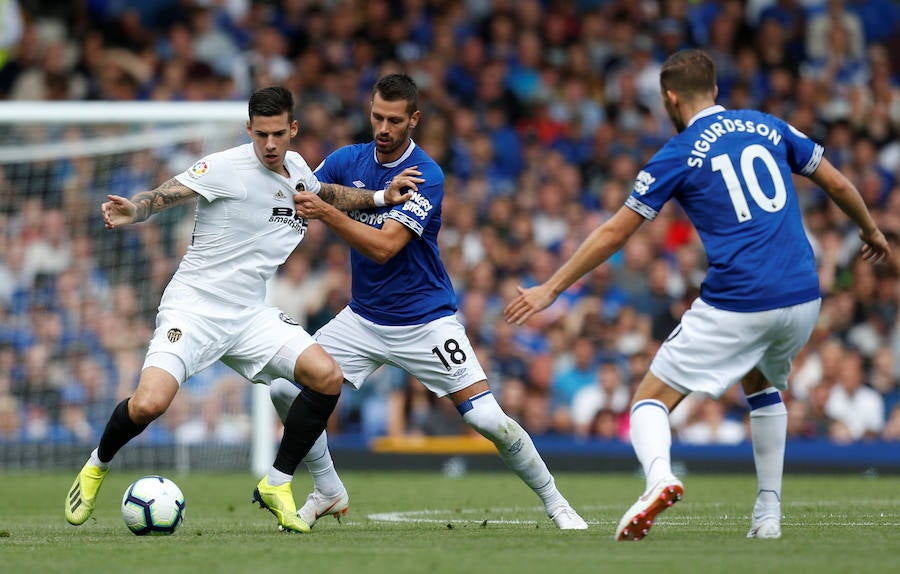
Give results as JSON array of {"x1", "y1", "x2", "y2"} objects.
[
  {"x1": 248, "y1": 143, "x2": 292, "y2": 179},
  {"x1": 687, "y1": 105, "x2": 726, "y2": 128},
  {"x1": 375, "y1": 139, "x2": 417, "y2": 167}
]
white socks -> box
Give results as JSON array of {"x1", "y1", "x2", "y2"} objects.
[
  {"x1": 629, "y1": 399, "x2": 673, "y2": 489},
  {"x1": 630, "y1": 387, "x2": 785, "y2": 516},
  {"x1": 747, "y1": 388, "x2": 786, "y2": 504},
  {"x1": 270, "y1": 377, "x2": 300, "y2": 422},
  {"x1": 302, "y1": 431, "x2": 346, "y2": 496},
  {"x1": 266, "y1": 468, "x2": 292, "y2": 487},
  {"x1": 459, "y1": 391, "x2": 568, "y2": 513},
  {"x1": 89, "y1": 448, "x2": 109, "y2": 470}
]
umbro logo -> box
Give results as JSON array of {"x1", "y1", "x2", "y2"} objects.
[{"x1": 352, "y1": 180, "x2": 365, "y2": 188}]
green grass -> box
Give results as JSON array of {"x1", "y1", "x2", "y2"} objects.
[{"x1": 2, "y1": 470, "x2": 898, "y2": 574}]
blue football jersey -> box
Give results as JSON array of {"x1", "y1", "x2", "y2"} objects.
[
  {"x1": 314, "y1": 140, "x2": 457, "y2": 325},
  {"x1": 626, "y1": 106, "x2": 823, "y2": 312}
]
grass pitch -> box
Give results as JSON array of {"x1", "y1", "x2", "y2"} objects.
[{"x1": 1, "y1": 470, "x2": 898, "y2": 574}]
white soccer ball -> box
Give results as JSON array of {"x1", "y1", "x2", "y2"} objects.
[{"x1": 121, "y1": 475, "x2": 186, "y2": 536}]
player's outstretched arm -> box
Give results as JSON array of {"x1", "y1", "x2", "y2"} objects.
[
  {"x1": 809, "y1": 158, "x2": 891, "y2": 263},
  {"x1": 102, "y1": 178, "x2": 198, "y2": 229},
  {"x1": 504, "y1": 206, "x2": 644, "y2": 325},
  {"x1": 316, "y1": 167, "x2": 421, "y2": 210}
]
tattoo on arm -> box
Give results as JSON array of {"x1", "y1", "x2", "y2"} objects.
[
  {"x1": 318, "y1": 182, "x2": 375, "y2": 211},
  {"x1": 133, "y1": 178, "x2": 197, "y2": 222}
]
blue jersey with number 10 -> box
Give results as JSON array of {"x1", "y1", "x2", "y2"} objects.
[
  {"x1": 314, "y1": 140, "x2": 457, "y2": 325},
  {"x1": 626, "y1": 105, "x2": 824, "y2": 312}
]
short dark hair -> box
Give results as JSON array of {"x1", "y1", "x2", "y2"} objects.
[
  {"x1": 373, "y1": 74, "x2": 418, "y2": 115},
  {"x1": 248, "y1": 86, "x2": 294, "y2": 123},
  {"x1": 660, "y1": 49, "x2": 716, "y2": 101}
]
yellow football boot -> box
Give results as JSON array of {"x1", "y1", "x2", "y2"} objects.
[
  {"x1": 65, "y1": 461, "x2": 110, "y2": 525},
  {"x1": 252, "y1": 477, "x2": 311, "y2": 533}
]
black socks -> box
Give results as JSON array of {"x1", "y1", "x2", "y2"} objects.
[
  {"x1": 273, "y1": 386, "x2": 340, "y2": 475},
  {"x1": 96, "y1": 388, "x2": 339, "y2": 473},
  {"x1": 97, "y1": 398, "x2": 148, "y2": 463}
]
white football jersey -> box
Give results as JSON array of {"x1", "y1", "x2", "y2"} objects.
[{"x1": 171, "y1": 143, "x2": 321, "y2": 306}]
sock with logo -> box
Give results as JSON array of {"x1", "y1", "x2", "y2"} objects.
[
  {"x1": 460, "y1": 391, "x2": 568, "y2": 512},
  {"x1": 747, "y1": 388, "x2": 786, "y2": 505}
]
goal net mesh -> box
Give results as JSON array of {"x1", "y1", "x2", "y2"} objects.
[{"x1": 0, "y1": 102, "x2": 276, "y2": 472}]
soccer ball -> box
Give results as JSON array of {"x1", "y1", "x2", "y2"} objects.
[{"x1": 121, "y1": 475, "x2": 186, "y2": 536}]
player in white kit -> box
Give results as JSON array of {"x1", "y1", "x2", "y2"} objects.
[
  {"x1": 64, "y1": 86, "x2": 417, "y2": 533},
  {"x1": 269, "y1": 74, "x2": 588, "y2": 530},
  {"x1": 505, "y1": 50, "x2": 890, "y2": 540}
]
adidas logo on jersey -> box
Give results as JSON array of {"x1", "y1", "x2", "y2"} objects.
[{"x1": 274, "y1": 190, "x2": 286, "y2": 199}]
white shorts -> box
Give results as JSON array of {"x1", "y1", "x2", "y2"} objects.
[
  {"x1": 314, "y1": 307, "x2": 487, "y2": 397},
  {"x1": 143, "y1": 281, "x2": 316, "y2": 385},
  {"x1": 650, "y1": 297, "x2": 821, "y2": 398}
]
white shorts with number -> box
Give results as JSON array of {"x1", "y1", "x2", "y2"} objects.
[
  {"x1": 650, "y1": 297, "x2": 821, "y2": 398},
  {"x1": 314, "y1": 307, "x2": 487, "y2": 397},
  {"x1": 143, "y1": 280, "x2": 316, "y2": 385}
]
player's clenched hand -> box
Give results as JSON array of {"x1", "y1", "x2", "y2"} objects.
[
  {"x1": 385, "y1": 166, "x2": 423, "y2": 205},
  {"x1": 101, "y1": 194, "x2": 137, "y2": 229},
  {"x1": 858, "y1": 227, "x2": 891, "y2": 263},
  {"x1": 293, "y1": 190, "x2": 333, "y2": 220},
  {"x1": 504, "y1": 284, "x2": 557, "y2": 326}
]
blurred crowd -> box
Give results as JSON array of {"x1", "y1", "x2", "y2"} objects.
[{"x1": 1, "y1": 0, "x2": 900, "y2": 449}]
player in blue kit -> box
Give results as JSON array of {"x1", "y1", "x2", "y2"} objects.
[
  {"x1": 269, "y1": 73, "x2": 587, "y2": 530},
  {"x1": 505, "y1": 50, "x2": 890, "y2": 540}
]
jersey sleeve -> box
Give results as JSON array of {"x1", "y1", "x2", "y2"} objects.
[
  {"x1": 624, "y1": 144, "x2": 683, "y2": 221},
  {"x1": 386, "y1": 162, "x2": 444, "y2": 237},
  {"x1": 286, "y1": 152, "x2": 322, "y2": 194},
  {"x1": 780, "y1": 119, "x2": 824, "y2": 177},
  {"x1": 174, "y1": 154, "x2": 244, "y2": 201},
  {"x1": 313, "y1": 147, "x2": 350, "y2": 185}
]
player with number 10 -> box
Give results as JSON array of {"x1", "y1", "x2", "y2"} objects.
[{"x1": 504, "y1": 49, "x2": 890, "y2": 541}]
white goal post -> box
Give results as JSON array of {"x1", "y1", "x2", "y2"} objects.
[
  {"x1": 0, "y1": 101, "x2": 247, "y2": 123},
  {"x1": 0, "y1": 101, "x2": 275, "y2": 475},
  {"x1": 0, "y1": 101, "x2": 247, "y2": 161}
]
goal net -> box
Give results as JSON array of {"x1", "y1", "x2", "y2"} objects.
[{"x1": 0, "y1": 101, "x2": 275, "y2": 474}]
